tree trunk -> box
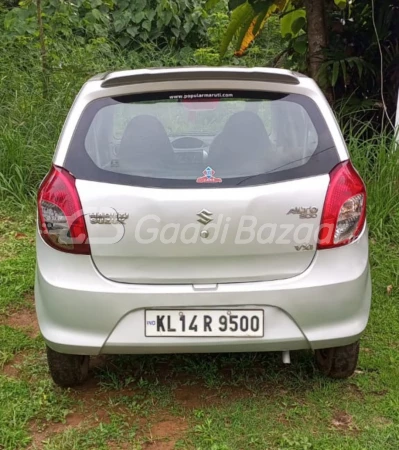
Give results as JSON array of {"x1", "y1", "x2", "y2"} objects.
[{"x1": 304, "y1": 0, "x2": 332, "y2": 101}]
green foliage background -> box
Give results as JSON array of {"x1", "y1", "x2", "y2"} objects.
[
  {"x1": 0, "y1": 0, "x2": 398, "y2": 206},
  {"x1": 4, "y1": 0, "x2": 209, "y2": 47},
  {"x1": 0, "y1": 0, "x2": 287, "y2": 204}
]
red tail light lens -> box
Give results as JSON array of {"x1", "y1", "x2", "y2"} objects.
[
  {"x1": 318, "y1": 161, "x2": 366, "y2": 249},
  {"x1": 38, "y1": 166, "x2": 90, "y2": 254}
]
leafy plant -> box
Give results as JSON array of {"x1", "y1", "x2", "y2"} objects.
[
  {"x1": 209, "y1": 0, "x2": 291, "y2": 58},
  {"x1": 280, "y1": 5, "x2": 306, "y2": 39},
  {"x1": 321, "y1": 0, "x2": 399, "y2": 122},
  {"x1": 4, "y1": 0, "x2": 211, "y2": 49},
  {"x1": 319, "y1": 53, "x2": 376, "y2": 88},
  {"x1": 110, "y1": 0, "x2": 209, "y2": 48},
  {"x1": 207, "y1": 0, "x2": 398, "y2": 124}
]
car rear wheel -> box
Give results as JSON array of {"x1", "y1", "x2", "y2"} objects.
[
  {"x1": 315, "y1": 341, "x2": 360, "y2": 379},
  {"x1": 46, "y1": 345, "x2": 89, "y2": 387}
]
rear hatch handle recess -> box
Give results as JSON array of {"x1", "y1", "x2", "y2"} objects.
[{"x1": 192, "y1": 284, "x2": 218, "y2": 292}]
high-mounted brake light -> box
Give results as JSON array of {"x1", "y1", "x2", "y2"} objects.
[
  {"x1": 38, "y1": 166, "x2": 90, "y2": 254},
  {"x1": 318, "y1": 161, "x2": 366, "y2": 249}
]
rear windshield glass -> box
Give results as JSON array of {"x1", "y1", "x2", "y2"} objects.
[{"x1": 65, "y1": 90, "x2": 339, "y2": 188}]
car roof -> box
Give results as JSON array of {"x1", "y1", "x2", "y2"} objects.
[{"x1": 89, "y1": 67, "x2": 308, "y2": 88}]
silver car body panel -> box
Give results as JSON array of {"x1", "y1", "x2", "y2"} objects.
[
  {"x1": 78, "y1": 175, "x2": 329, "y2": 284},
  {"x1": 35, "y1": 226, "x2": 370, "y2": 355}
]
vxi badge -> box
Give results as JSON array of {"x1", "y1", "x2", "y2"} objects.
[{"x1": 287, "y1": 207, "x2": 318, "y2": 219}]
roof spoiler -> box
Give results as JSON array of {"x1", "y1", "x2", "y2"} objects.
[{"x1": 100, "y1": 68, "x2": 301, "y2": 88}]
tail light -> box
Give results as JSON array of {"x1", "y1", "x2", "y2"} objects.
[
  {"x1": 38, "y1": 166, "x2": 90, "y2": 254},
  {"x1": 318, "y1": 161, "x2": 366, "y2": 249}
]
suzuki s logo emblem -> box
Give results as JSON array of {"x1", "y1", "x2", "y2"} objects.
[{"x1": 197, "y1": 209, "x2": 213, "y2": 225}]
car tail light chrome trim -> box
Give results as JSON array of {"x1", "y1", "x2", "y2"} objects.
[
  {"x1": 318, "y1": 160, "x2": 366, "y2": 249},
  {"x1": 38, "y1": 166, "x2": 90, "y2": 254}
]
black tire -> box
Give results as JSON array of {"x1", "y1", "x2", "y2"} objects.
[
  {"x1": 46, "y1": 345, "x2": 90, "y2": 387},
  {"x1": 315, "y1": 341, "x2": 360, "y2": 379}
]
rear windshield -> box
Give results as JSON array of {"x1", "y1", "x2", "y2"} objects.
[{"x1": 65, "y1": 90, "x2": 339, "y2": 188}]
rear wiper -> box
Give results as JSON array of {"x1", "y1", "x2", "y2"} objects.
[{"x1": 236, "y1": 146, "x2": 335, "y2": 186}]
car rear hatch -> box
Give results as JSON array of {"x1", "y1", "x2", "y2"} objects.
[
  {"x1": 63, "y1": 77, "x2": 341, "y2": 284},
  {"x1": 76, "y1": 177, "x2": 329, "y2": 284}
]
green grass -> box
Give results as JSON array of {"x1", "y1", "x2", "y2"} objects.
[
  {"x1": 0, "y1": 375, "x2": 72, "y2": 449},
  {"x1": 0, "y1": 205, "x2": 36, "y2": 313},
  {"x1": 0, "y1": 326, "x2": 37, "y2": 367}
]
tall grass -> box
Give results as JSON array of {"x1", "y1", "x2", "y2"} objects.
[
  {"x1": 0, "y1": 39, "x2": 89, "y2": 206},
  {"x1": 346, "y1": 123, "x2": 399, "y2": 243},
  {"x1": 0, "y1": 38, "x2": 198, "y2": 207},
  {"x1": 0, "y1": 90, "x2": 69, "y2": 204}
]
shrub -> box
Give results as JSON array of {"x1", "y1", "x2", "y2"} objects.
[{"x1": 3, "y1": 0, "x2": 211, "y2": 49}]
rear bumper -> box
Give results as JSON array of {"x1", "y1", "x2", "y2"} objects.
[{"x1": 35, "y1": 228, "x2": 371, "y2": 355}]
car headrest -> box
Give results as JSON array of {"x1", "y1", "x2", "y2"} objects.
[
  {"x1": 118, "y1": 114, "x2": 173, "y2": 170},
  {"x1": 209, "y1": 111, "x2": 272, "y2": 171}
]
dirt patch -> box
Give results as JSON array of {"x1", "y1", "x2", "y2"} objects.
[
  {"x1": 2, "y1": 353, "x2": 25, "y2": 377},
  {"x1": 151, "y1": 418, "x2": 187, "y2": 439},
  {"x1": 65, "y1": 412, "x2": 88, "y2": 427},
  {"x1": 1, "y1": 297, "x2": 40, "y2": 339},
  {"x1": 144, "y1": 416, "x2": 188, "y2": 449},
  {"x1": 276, "y1": 412, "x2": 290, "y2": 426},
  {"x1": 331, "y1": 411, "x2": 357, "y2": 431},
  {"x1": 30, "y1": 408, "x2": 114, "y2": 449},
  {"x1": 345, "y1": 383, "x2": 364, "y2": 399},
  {"x1": 144, "y1": 442, "x2": 178, "y2": 450},
  {"x1": 173, "y1": 384, "x2": 252, "y2": 409},
  {"x1": 43, "y1": 412, "x2": 87, "y2": 433},
  {"x1": 173, "y1": 384, "x2": 212, "y2": 409},
  {"x1": 29, "y1": 412, "x2": 88, "y2": 449},
  {"x1": 108, "y1": 443, "x2": 131, "y2": 450},
  {"x1": 5, "y1": 309, "x2": 40, "y2": 338}
]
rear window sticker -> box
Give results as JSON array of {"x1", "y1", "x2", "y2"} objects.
[{"x1": 196, "y1": 167, "x2": 222, "y2": 184}]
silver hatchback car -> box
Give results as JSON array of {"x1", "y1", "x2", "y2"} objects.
[{"x1": 35, "y1": 67, "x2": 371, "y2": 387}]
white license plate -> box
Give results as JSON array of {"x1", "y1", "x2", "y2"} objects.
[{"x1": 145, "y1": 310, "x2": 264, "y2": 337}]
